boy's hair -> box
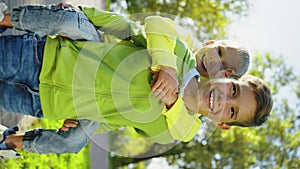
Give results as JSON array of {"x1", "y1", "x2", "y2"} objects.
[
  {"x1": 218, "y1": 40, "x2": 250, "y2": 77},
  {"x1": 235, "y1": 47, "x2": 250, "y2": 77},
  {"x1": 228, "y1": 75, "x2": 273, "y2": 127}
]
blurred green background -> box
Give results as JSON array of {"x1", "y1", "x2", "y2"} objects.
[{"x1": 1, "y1": 0, "x2": 299, "y2": 169}]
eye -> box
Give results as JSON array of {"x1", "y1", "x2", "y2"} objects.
[
  {"x1": 230, "y1": 107, "x2": 235, "y2": 118},
  {"x1": 218, "y1": 46, "x2": 222, "y2": 57},
  {"x1": 231, "y1": 82, "x2": 236, "y2": 96}
]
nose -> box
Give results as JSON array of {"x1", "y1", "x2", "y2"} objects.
[
  {"x1": 217, "y1": 92, "x2": 233, "y2": 109},
  {"x1": 207, "y1": 54, "x2": 214, "y2": 62}
]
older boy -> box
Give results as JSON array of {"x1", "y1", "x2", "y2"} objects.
[{"x1": 0, "y1": 28, "x2": 272, "y2": 157}]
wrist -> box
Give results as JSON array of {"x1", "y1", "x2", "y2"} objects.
[
  {"x1": 160, "y1": 66, "x2": 177, "y2": 76},
  {"x1": 165, "y1": 95, "x2": 178, "y2": 109}
]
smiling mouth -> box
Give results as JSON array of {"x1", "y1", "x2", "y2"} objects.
[
  {"x1": 209, "y1": 89, "x2": 214, "y2": 113},
  {"x1": 201, "y1": 54, "x2": 207, "y2": 72}
]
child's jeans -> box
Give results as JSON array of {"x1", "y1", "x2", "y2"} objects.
[
  {"x1": 10, "y1": 4, "x2": 101, "y2": 42},
  {"x1": 0, "y1": 33, "x2": 44, "y2": 117},
  {"x1": 0, "y1": 33, "x2": 100, "y2": 154}
]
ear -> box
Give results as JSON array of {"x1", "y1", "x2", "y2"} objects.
[
  {"x1": 203, "y1": 40, "x2": 215, "y2": 46},
  {"x1": 217, "y1": 122, "x2": 231, "y2": 130},
  {"x1": 215, "y1": 69, "x2": 235, "y2": 78}
]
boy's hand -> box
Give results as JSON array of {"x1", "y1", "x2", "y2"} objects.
[
  {"x1": 59, "y1": 119, "x2": 79, "y2": 132},
  {"x1": 56, "y1": 2, "x2": 80, "y2": 10},
  {"x1": 150, "y1": 66, "x2": 179, "y2": 108}
]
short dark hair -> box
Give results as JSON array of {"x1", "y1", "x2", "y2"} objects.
[
  {"x1": 235, "y1": 47, "x2": 250, "y2": 77},
  {"x1": 228, "y1": 75, "x2": 273, "y2": 127},
  {"x1": 218, "y1": 40, "x2": 250, "y2": 77}
]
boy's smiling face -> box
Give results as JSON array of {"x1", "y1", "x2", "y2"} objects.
[
  {"x1": 195, "y1": 40, "x2": 242, "y2": 78},
  {"x1": 197, "y1": 78, "x2": 257, "y2": 128}
]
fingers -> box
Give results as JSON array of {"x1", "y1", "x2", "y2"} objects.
[
  {"x1": 55, "y1": 2, "x2": 63, "y2": 6},
  {"x1": 152, "y1": 84, "x2": 177, "y2": 99},
  {"x1": 153, "y1": 87, "x2": 166, "y2": 100},
  {"x1": 148, "y1": 66, "x2": 179, "y2": 108},
  {"x1": 55, "y1": 2, "x2": 79, "y2": 10},
  {"x1": 59, "y1": 119, "x2": 79, "y2": 132},
  {"x1": 151, "y1": 78, "x2": 162, "y2": 92},
  {"x1": 151, "y1": 74, "x2": 178, "y2": 94},
  {"x1": 58, "y1": 34, "x2": 70, "y2": 39},
  {"x1": 149, "y1": 69, "x2": 159, "y2": 88}
]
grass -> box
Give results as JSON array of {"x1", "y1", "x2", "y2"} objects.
[{"x1": 0, "y1": 119, "x2": 91, "y2": 169}]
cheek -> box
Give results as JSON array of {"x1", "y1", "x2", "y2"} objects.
[
  {"x1": 207, "y1": 63, "x2": 223, "y2": 77},
  {"x1": 226, "y1": 56, "x2": 240, "y2": 70},
  {"x1": 207, "y1": 108, "x2": 228, "y2": 122},
  {"x1": 219, "y1": 107, "x2": 229, "y2": 119}
]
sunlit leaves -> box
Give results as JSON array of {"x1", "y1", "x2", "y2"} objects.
[
  {"x1": 108, "y1": 1, "x2": 299, "y2": 168},
  {"x1": 111, "y1": 0, "x2": 250, "y2": 41}
]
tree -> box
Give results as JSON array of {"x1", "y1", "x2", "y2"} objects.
[{"x1": 110, "y1": 0, "x2": 251, "y2": 41}]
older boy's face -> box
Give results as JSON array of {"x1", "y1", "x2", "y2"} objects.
[
  {"x1": 198, "y1": 78, "x2": 257, "y2": 124},
  {"x1": 195, "y1": 41, "x2": 241, "y2": 78}
]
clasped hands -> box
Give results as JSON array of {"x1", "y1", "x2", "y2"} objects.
[{"x1": 150, "y1": 66, "x2": 179, "y2": 109}]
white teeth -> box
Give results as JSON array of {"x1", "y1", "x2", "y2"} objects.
[{"x1": 209, "y1": 90, "x2": 214, "y2": 111}]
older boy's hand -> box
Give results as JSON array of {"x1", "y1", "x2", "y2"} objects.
[
  {"x1": 56, "y1": 2, "x2": 80, "y2": 10},
  {"x1": 59, "y1": 119, "x2": 79, "y2": 132},
  {"x1": 150, "y1": 66, "x2": 179, "y2": 108}
]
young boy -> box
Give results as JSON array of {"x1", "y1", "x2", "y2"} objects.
[{"x1": 0, "y1": 30, "x2": 272, "y2": 159}]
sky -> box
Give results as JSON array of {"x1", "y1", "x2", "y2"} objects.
[
  {"x1": 228, "y1": 0, "x2": 300, "y2": 75},
  {"x1": 228, "y1": 0, "x2": 300, "y2": 106}
]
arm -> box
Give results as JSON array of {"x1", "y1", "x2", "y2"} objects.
[
  {"x1": 162, "y1": 97, "x2": 201, "y2": 142},
  {"x1": 145, "y1": 16, "x2": 196, "y2": 101},
  {"x1": 144, "y1": 16, "x2": 195, "y2": 72},
  {"x1": 81, "y1": 7, "x2": 144, "y2": 41}
]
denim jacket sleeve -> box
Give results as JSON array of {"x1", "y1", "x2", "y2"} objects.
[{"x1": 81, "y1": 7, "x2": 145, "y2": 41}]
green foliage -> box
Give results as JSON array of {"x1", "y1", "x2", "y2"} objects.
[
  {"x1": 108, "y1": 1, "x2": 299, "y2": 169},
  {"x1": 0, "y1": 119, "x2": 91, "y2": 169},
  {"x1": 249, "y1": 53, "x2": 296, "y2": 95},
  {"x1": 111, "y1": 0, "x2": 250, "y2": 41}
]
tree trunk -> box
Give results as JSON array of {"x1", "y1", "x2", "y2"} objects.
[{"x1": 111, "y1": 142, "x2": 188, "y2": 167}]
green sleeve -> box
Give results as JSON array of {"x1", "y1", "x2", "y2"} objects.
[
  {"x1": 144, "y1": 16, "x2": 196, "y2": 72},
  {"x1": 162, "y1": 97, "x2": 201, "y2": 142},
  {"x1": 81, "y1": 7, "x2": 146, "y2": 46},
  {"x1": 144, "y1": 16, "x2": 178, "y2": 71}
]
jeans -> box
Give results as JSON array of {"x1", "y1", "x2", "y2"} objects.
[
  {"x1": 0, "y1": 33, "x2": 100, "y2": 154},
  {"x1": 10, "y1": 4, "x2": 101, "y2": 42},
  {"x1": 0, "y1": 33, "x2": 44, "y2": 117}
]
